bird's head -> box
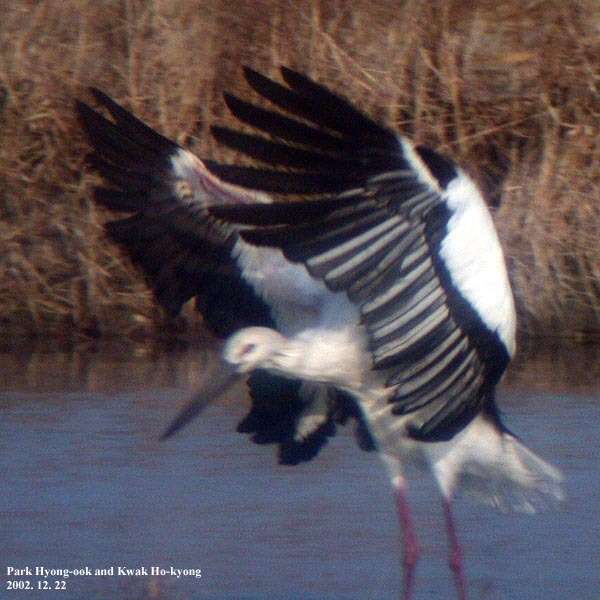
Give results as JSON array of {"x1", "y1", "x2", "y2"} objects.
[{"x1": 224, "y1": 327, "x2": 287, "y2": 373}]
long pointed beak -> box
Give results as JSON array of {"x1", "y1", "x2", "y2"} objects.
[{"x1": 160, "y1": 362, "x2": 241, "y2": 441}]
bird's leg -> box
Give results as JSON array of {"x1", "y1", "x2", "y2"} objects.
[
  {"x1": 394, "y1": 479, "x2": 420, "y2": 600},
  {"x1": 442, "y1": 498, "x2": 467, "y2": 600}
]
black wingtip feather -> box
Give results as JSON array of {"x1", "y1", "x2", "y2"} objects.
[
  {"x1": 204, "y1": 160, "x2": 363, "y2": 195},
  {"x1": 279, "y1": 66, "x2": 396, "y2": 144},
  {"x1": 223, "y1": 92, "x2": 354, "y2": 154},
  {"x1": 80, "y1": 88, "x2": 178, "y2": 156},
  {"x1": 94, "y1": 188, "x2": 143, "y2": 212},
  {"x1": 211, "y1": 125, "x2": 371, "y2": 174},
  {"x1": 241, "y1": 66, "x2": 350, "y2": 135},
  {"x1": 76, "y1": 99, "x2": 106, "y2": 135},
  {"x1": 279, "y1": 66, "x2": 335, "y2": 100},
  {"x1": 75, "y1": 98, "x2": 93, "y2": 121},
  {"x1": 88, "y1": 86, "x2": 114, "y2": 107},
  {"x1": 242, "y1": 66, "x2": 275, "y2": 96}
]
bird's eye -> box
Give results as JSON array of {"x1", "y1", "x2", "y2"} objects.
[{"x1": 239, "y1": 342, "x2": 257, "y2": 357}]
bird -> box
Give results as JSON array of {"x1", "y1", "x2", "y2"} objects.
[{"x1": 77, "y1": 66, "x2": 565, "y2": 600}]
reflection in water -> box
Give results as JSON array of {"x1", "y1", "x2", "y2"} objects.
[
  {"x1": 1, "y1": 339, "x2": 600, "y2": 600},
  {"x1": 0, "y1": 335, "x2": 217, "y2": 393},
  {"x1": 505, "y1": 339, "x2": 600, "y2": 393},
  {"x1": 4, "y1": 335, "x2": 600, "y2": 394}
]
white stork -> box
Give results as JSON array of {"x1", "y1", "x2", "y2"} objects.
[{"x1": 77, "y1": 66, "x2": 564, "y2": 600}]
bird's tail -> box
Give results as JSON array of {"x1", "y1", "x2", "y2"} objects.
[
  {"x1": 467, "y1": 433, "x2": 565, "y2": 513},
  {"x1": 438, "y1": 416, "x2": 565, "y2": 513}
]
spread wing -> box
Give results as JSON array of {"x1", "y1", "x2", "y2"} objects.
[
  {"x1": 76, "y1": 89, "x2": 273, "y2": 334},
  {"x1": 207, "y1": 67, "x2": 512, "y2": 441}
]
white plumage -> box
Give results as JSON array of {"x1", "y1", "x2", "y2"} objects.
[
  {"x1": 439, "y1": 170, "x2": 517, "y2": 352},
  {"x1": 77, "y1": 66, "x2": 564, "y2": 600}
]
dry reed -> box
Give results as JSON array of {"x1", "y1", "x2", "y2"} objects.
[{"x1": 1, "y1": 0, "x2": 599, "y2": 340}]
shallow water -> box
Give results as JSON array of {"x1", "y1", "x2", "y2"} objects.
[{"x1": 1, "y1": 339, "x2": 599, "y2": 600}]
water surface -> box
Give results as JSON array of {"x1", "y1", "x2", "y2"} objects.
[{"x1": 1, "y1": 339, "x2": 599, "y2": 599}]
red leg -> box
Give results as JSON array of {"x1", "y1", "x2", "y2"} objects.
[
  {"x1": 442, "y1": 499, "x2": 467, "y2": 600},
  {"x1": 395, "y1": 481, "x2": 421, "y2": 600}
]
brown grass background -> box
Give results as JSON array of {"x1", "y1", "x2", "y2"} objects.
[{"x1": 1, "y1": 0, "x2": 599, "y2": 343}]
